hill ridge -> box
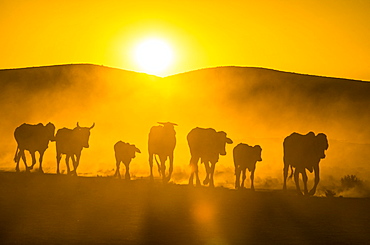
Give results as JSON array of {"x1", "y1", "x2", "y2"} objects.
[{"x1": 1, "y1": 63, "x2": 368, "y2": 83}]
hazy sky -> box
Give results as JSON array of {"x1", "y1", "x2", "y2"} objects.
[{"x1": 1, "y1": 0, "x2": 370, "y2": 80}]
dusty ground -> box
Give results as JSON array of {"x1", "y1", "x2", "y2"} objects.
[{"x1": 0, "y1": 172, "x2": 369, "y2": 244}]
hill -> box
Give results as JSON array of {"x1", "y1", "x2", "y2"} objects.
[{"x1": 1, "y1": 64, "x2": 370, "y2": 194}]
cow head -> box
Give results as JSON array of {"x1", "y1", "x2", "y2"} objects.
[
  {"x1": 217, "y1": 131, "x2": 233, "y2": 156},
  {"x1": 158, "y1": 122, "x2": 178, "y2": 135},
  {"x1": 158, "y1": 122, "x2": 178, "y2": 127},
  {"x1": 253, "y1": 145, "x2": 263, "y2": 162},
  {"x1": 45, "y1": 122, "x2": 56, "y2": 142},
  {"x1": 75, "y1": 122, "x2": 95, "y2": 148},
  {"x1": 129, "y1": 144, "x2": 141, "y2": 158},
  {"x1": 315, "y1": 133, "x2": 328, "y2": 159}
]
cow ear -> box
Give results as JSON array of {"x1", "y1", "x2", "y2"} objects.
[
  {"x1": 226, "y1": 137, "x2": 233, "y2": 144},
  {"x1": 136, "y1": 147, "x2": 141, "y2": 153}
]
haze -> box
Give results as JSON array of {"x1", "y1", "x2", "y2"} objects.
[{"x1": 1, "y1": 65, "x2": 370, "y2": 197}]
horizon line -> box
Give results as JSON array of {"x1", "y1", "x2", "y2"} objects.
[{"x1": 0, "y1": 63, "x2": 368, "y2": 82}]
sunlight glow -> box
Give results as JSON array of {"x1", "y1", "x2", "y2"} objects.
[{"x1": 134, "y1": 38, "x2": 174, "y2": 76}]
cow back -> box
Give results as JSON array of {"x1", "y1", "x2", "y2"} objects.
[
  {"x1": 115, "y1": 141, "x2": 139, "y2": 162},
  {"x1": 148, "y1": 125, "x2": 176, "y2": 155},
  {"x1": 56, "y1": 127, "x2": 82, "y2": 154},
  {"x1": 283, "y1": 132, "x2": 319, "y2": 169},
  {"x1": 187, "y1": 127, "x2": 230, "y2": 163},
  {"x1": 14, "y1": 123, "x2": 53, "y2": 151},
  {"x1": 233, "y1": 143, "x2": 262, "y2": 170}
]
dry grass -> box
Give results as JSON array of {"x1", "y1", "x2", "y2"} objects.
[{"x1": 0, "y1": 172, "x2": 369, "y2": 244}]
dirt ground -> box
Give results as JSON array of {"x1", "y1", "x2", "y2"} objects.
[{"x1": 0, "y1": 172, "x2": 369, "y2": 245}]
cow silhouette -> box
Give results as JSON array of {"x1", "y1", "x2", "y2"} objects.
[
  {"x1": 187, "y1": 127, "x2": 233, "y2": 187},
  {"x1": 14, "y1": 122, "x2": 55, "y2": 173},
  {"x1": 114, "y1": 141, "x2": 141, "y2": 180},
  {"x1": 148, "y1": 122, "x2": 177, "y2": 183},
  {"x1": 233, "y1": 143, "x2": 262, "y2": 190},
  {"x1": 55, "y1": 122, "x2": 95, "y2": 176},
  {"x1": 283, "y1": 132, "x2": 329, "y2": 195}
]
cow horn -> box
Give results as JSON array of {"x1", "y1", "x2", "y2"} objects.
[
  {"x1": 77, "y1": 122, "x2": 80, "y2": 128},
  {"x1": 89, "y1": 123, "x2": 95, "y2": 129},
  {"x1": 158, "y1": 122, "x2": 178, "y2": 126}
]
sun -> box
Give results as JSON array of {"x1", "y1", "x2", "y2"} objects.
[{"x1": 133, "y1": 38, "x2": 174, "y2": 76}]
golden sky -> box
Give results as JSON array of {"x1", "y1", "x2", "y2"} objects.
[{"x1": 1, "y1": 0, "x2": 370, "y2": 80}]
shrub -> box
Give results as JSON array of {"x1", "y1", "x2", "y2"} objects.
[
  {"x1": 324, "y1": 189, "x2": 336, "y2": 197},
  {"x1": 341, "y1": 175, "x2": 363, "y2": 190}
]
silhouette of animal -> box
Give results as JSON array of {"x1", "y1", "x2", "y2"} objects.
[
  {"x1": 283, "y1": 132, "x2": 329, "y2": 195},
  {"x1": 14, "y1": 122, "x2": 56, "y2": 173},
  {"x1": 114, "y1": 141, "x2": 141, "y2": 180},
  {"x1": 55, "y1": 122, "x2": 95, "y2": 176},
  {"x1": 148, "y1": 122, "x2": 177, "y2": 183},
  {"x1": 233, "y1": 143, "x2": 262, "y2": 190},
  {"x1": 187, "y1": 127, "x2": 233, "y2": 187}
]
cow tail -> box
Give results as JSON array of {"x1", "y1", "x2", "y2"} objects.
[
  {"x1": 288, "y1": 165, "x2": 294, "y2": 179},
  {"x1": 14, "y1": 146, "x2": 19, "y2": 163}
]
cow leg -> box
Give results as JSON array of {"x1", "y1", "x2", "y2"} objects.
[
  {"x1": 114, "y1": 160, "x2": 121, "y2": 178},
  {"x1": 124, "y1": 162, "x2": 131, "y2": 180},
  {"x1": 209, "y1": 162, "x2": 216, "y2": 187},
  {"x1": 241, "y1": 169, "x2": 246, "y2": 189},
  {"x1": 18, "y1": 150, "x2": 31, "y2": 172},
  {"x1": 72, "y1": 153, "x2": 81, "y2": 176},
  {"x1": 70, "y1": 154, "x2": 77, "y2": 175},
  {"x1": 160, "y1": 157, "x2": 167, "y2": 183},
  {"x1": 38, "y1": 151, "x2": 45, "y2": 173},
  {"x1": 189, "y1": 156, "x2": 201, "y2": 186},
  {"x1": 149, "y1": 154, "x2": 154, "y2": 180},
  {"x1": 203, "y1": 161, "x2": 211, "y2": 185},
  {"x1": 156, "y1": 156, "x2": 162, "y2": 177},
  {"x1": 20, "y1": 151, "x2": 29, "y2": 171},
  {"x1": 65, "y1": 155, "x2": 71, "y2": 174},
  {"x1": 56, "y1": 153, "x2": 62, "y2": 174},
  {"x1": 283, "y1": 162, "x2": 289, "y2": 191},
  {"x1": 15, "y1": 158, "x2": 20, "y2": 172},
  {"x1": 250, "y1": 169, "x2": 255, "y2": 191},
  {"x1": 235, "y1": 166, "x2": 241, "y2": 189},
  {"x1": 302, "y1": 169, "x2": 309, "y2": 195},
  {"x1": 189, "y1": 163, "x2": 194, "y2": 186},
  {"x1": 14, "y1": 147, "x2": 19, "y2": 172},
  {"x1": 294, "y1": 168, "x2": 303, "y2": 195},
  {"x1": 29, "y1": 151, "x2": 36, "y2": 171},
  {"x1": 195, "y1": 163, "x2": 201, "y2": 186},
  {"x1": 309, "y1": 165, "x2": 320, "y2": 196},
  {"x1": 167, "y1": 153, "x2": 174, "y2": 182},
  {"x1": 15, "y1": 149, "x2": 24, "y2": 172}
]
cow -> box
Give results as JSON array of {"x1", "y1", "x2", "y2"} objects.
[
  {"x1": 283, "y1": 132, "x2": 329, "y2": 195},
  {"x1": 187, "y1": 127, "x2": 233, "y2": 187},
  {"x1": 233, "y1": 143, "x2": 262, "y2": 190},
  {"x1": 55, "y1": 122, "x2": 95, "y2": 176},
  {"x1": 14, "y1": 122, "x2": 56, "y2": 173},
  {"x1": 114, "y1": 141, "x2": 141, "y2": 180},
  {"x1": 148, "y1": 122, "x2": 177, "y2": 183}
]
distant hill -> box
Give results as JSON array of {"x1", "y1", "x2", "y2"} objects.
[
  {"x1": 1, "y1": 64, "x2": 369, "y2": 190},
  {"x1": 165, "y1": 66, "x2": 370, "y2": 141}
]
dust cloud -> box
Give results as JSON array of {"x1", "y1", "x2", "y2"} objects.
[{"x1": 1, "y1": 65, "x2": 370, "y2": 196}]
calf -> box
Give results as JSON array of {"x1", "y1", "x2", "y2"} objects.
[
  {"x1": 233, "y1": 143, "x2": 262, "y2": 190},
  {"x1": 114, "y1": 141, "x2": 141, "y2": 180}
]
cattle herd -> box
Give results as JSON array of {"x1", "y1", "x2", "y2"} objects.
[{"x1": 12, "y1": 121, "x2": 329, "y2": 196}]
